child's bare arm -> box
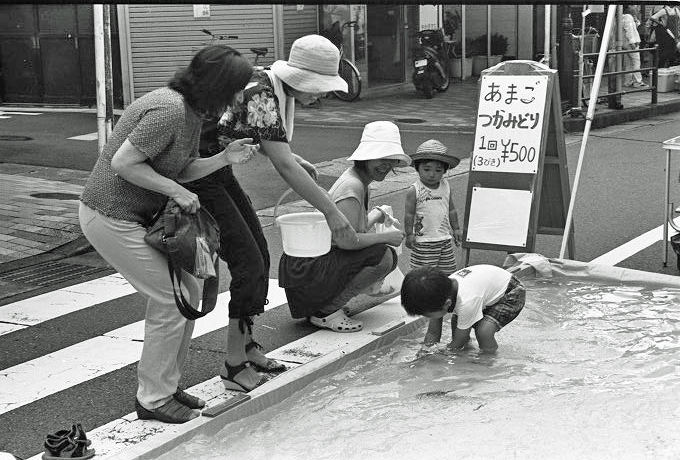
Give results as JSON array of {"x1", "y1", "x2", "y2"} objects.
[
  {"x1": 404, "y1": 186, "x2": 416, "y2": 249},
  {"x1": 424, "y1": 317, "x2": 443, "y2": 345},
  {"x1": 448, "y1": 185, "x2": 462, "y2": 246},
  {"x1": 448, "y1": 327, "x2": 471, "y2": 350}
]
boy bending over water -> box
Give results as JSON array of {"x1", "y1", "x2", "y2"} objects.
[{"x1": 400, "y1": 265, "x2": 525, "y2": 352}]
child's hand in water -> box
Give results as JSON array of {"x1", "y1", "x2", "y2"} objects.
[{"x1": 416, "y1": 341, "x2": 440, "y2": 358}]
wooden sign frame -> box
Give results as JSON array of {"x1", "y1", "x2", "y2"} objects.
[{"x1": 462, "y1": 61, "x2": 574, "y2": 266}]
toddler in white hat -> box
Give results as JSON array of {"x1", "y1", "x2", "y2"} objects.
[{"x1": 404, "y1": 139, "x2": 462, "y2": 276}]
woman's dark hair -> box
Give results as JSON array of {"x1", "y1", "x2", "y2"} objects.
[
  {"x1": 413, "y1": 158, "x2": 449, "y2": 172},
  {"x1": 168, "y1": 45, "x2": 252, "y2": 116},
  {"x1": 401, "y1": 266, "x2": 455, "y2": 316}
]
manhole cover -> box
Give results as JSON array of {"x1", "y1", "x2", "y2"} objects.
[
  {"x1": 30, "y1": 192, "x2": 80, "y2": 200},
  {"x1": 0, "y1": 135, "x2": 33, "y2": 141},
  {"x1": 0, "y1": 261, "x2": 109, "y2": 287},
  {"x1": 395, "y1": 118, "x2": 425, "y2": 124}
]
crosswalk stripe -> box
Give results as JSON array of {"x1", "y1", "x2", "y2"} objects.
[
  {"x1": 0, "y1": 274, "x2": 135, "y2": 336},
  {"x1": 0, "y1": 279, "x2": 288, "y2": 416}
]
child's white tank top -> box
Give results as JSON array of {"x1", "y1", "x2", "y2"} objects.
[{"x1": 413, "y1": 179, "x2": 452, "y2": 243}]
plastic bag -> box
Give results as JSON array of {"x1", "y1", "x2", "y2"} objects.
[
  {"x1": 374, "y1": 205, "x2": 402, "y2": 256},
  {"x1": 194, "y1": 236, "x2": 217, "y2": 278}
]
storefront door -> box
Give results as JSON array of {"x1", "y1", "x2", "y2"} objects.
[
  {"x1": 366, "y1": 4, "x2": 405, "y2": 86},
  {"x1": 0, "y1": 4, "x2": 121, "y2": 106}
]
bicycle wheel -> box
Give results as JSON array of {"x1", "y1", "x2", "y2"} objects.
[{"x1": 333, "y1": 58, "x2": 362, "y2": 102}]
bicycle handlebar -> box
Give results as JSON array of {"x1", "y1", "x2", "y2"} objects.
[{"x1": 201, "y1": 29, "x2": 238, "y2": 40}]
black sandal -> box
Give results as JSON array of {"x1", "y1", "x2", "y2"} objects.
[
  {"x1": 135, "y1": 398, "x2": 199, "y2": 424},
  {"x1": 220, "y1": 361, "x2": 267, "y2": 392},
  {"x1": 246, "y1": 340, "x2": 287, "y2": 373},
  {"x1": 43, "y1": 423, "x2": 95, "y2": 460}
]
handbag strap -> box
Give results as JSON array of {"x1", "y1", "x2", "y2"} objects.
[{"x1": 167, "y1": 258, "x2": 219, "y2": 320}]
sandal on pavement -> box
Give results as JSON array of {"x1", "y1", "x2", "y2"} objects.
[
  {"x1": 220, "y1": 361, "x2": 268, "y2": 392},
  {"x1": 309, "y1": 309, "x2": 363, "y2": 333},
  {"x1": 246, "y1": 341, "x2": 287, "y2": 373},
  {"x1": 135, "y1": 398, "x2": 200, "y2": 424},
  {"x1": 174, "y1": 388, "x2": 206, "y2": 409},
  {"x1": 43, "y1": 424, "x2": 95, "y2": 460}
]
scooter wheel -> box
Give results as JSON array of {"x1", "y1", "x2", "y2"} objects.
[{"x1": 422, "y1": 79, "x2": 434, "y2": 99}]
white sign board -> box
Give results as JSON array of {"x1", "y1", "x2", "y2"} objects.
[
  {"x1": 193, "y1": 5, "x2": 210, "y2": 18},
  {"x1": 466, "y1": 187, "x2": 532, "y2": 247},
  {"x1": 472, "y1": 75, "x2": 549, "y2": 174}
]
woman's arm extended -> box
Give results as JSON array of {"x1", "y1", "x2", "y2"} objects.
[
  {"x1": 176, "y1": 138, "x2": 258, "y2": 183},
  {"x1": 261, "y1": 139, "x2": 358, "y2": 249}
]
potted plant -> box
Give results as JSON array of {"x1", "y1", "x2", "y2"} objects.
[
  {"x1": 470, "y1": 33, "x2": 508, "y2": 75},
  {"x1": 443, "y1": 9, "x2": 461, "y2": 40},
  {"x1": 490, "y1": 33, "x2": 508, "y2": 64}
]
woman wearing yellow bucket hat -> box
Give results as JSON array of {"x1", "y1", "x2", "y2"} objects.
[
  {"x1": 186, "y1": 35, "x2": 358, "y2": 392},
  {"x1": 279, "y1": 121, "x2": 409, "y2": 332}
]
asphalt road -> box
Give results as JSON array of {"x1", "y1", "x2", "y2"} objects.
[{"x1": 2, "y1": 109, "x2": 680, "y2": 458}]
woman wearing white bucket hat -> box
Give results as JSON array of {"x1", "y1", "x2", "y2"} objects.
[
  {"x1": 279, "y1": 121, "x2": 409, "y2": 332},
  {"x1": 186, "y1": 35, "x2": 357, "y2": 391}
]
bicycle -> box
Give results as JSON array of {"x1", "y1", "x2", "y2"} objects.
[
  {"x1": 199, "y1": 29, "x2": 269, "y2": 70},
  {"x1": 322, "y1": 21, "x2": 362, "y2": 102}
]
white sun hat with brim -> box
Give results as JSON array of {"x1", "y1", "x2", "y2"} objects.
[
  {"x1": 270, "y1": 35, "x2": 348, "y2": 94},
  {"x1": 347, "y1": 121, "x2": 411, "y2": 167},
  {"x1": 410, "y1": 139, "x2": 460, "y2": 168}
]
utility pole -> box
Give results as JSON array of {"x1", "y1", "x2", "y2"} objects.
[
  {"x1": 94, "y1": 5, "x2": 114, "y2": 154},
  {"x1": 558, "y1": 5, "x2": 574, "y2": 105}
]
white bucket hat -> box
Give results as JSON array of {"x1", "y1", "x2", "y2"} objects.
[
  {"x1": 270, "y1": 35, "x2": 348, "y2": 93},
  {"x1": 347, "y1": 121, "x2": 411, "y2": 167}
]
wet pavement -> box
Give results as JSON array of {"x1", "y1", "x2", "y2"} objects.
[{"x1": 2, "y1": 76, "x2": 680, "y2": 301}]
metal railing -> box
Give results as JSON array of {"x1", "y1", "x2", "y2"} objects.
[{"x1": 571, "y1": 45, "x2": 659, "y2": 109}]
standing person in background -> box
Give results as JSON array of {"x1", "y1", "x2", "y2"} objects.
[
  {"x1": 79, "y1": 45, "x2": 256, "y2": 423},
  {"x1": 187, "y1": 35, "x2": 359, "y2": 392},
  {"x1": 646, "y1": 4, "x2": 680, "y2": 67},
  {"x1": 622, "y1": 5, "x2": 647, "y2": 88}
]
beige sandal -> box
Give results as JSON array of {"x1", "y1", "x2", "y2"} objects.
[{"x1": 309, "y1": 309, "x2": 363, "y2": 332}]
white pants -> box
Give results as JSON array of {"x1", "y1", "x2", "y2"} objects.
[
  {"x1": 79, "y1": 203, "x2": 198, "y2": 409},
  {"x1": 624, "y1": 49, "x2": 643, "y2": 85}
]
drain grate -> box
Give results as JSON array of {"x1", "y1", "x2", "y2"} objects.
[
  {"x1": 395, "y1": 118, "x2": 425, "y2": 124},
  {"x1": 0, "y1": 135, "x2": 33, "y2": 141},
  {"x1": 30, "y1": 192, "x2": 80, "y2": 200},
  {"x1": 0, "y1": 261, "x2": 109, "y2": 287}
]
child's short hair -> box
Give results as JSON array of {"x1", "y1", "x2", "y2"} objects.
[
  {"x1": 401, "y1": 266, "x2": 456, "y2": 316},
  {"x1": 413, "y1": 158, "x2": 450, "y2": 172}
]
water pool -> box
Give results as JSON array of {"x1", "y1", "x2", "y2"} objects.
[{"x1": 158, "y1": 277, "x2": 680, "y2": 460}]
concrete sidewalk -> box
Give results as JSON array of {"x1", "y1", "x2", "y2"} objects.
[{"x1": 2, "y1": 77, "x2": 680, "y2": 289}]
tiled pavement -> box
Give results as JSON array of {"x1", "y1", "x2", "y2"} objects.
[{"x1": 2, "y1": 77, "x2": 680, "y2": 269}]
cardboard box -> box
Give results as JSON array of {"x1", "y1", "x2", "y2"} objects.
[{"x1": 657, "y1": 68, "x2": 678, "y2": 92}]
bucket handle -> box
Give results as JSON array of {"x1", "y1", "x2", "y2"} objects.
[
  {"x1": 273, "y1": 186, "x2": 329, "y2": 226},
  {"x1": 273, "y1": 188, "x2": 295, "y2": 227}
]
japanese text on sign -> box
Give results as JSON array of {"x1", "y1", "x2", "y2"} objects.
[{"x1": 472, "y1": 75, "x2": 548, "y2": 174}]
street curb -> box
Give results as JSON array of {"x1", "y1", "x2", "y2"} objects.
[
  {"x1": 0, "y1": 235, "x2": 92, "y2": 275},
  {"x1": 562, "y1": 98, "x2": 680, "y2": 133}
]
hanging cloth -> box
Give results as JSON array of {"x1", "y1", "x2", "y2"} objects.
[{"x1": 264, "y1": 68, "x2": 295, "y2": 142}]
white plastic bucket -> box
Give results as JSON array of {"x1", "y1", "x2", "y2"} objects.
[
  {"x1": 274, "y1": 188, "x2": 332, "y2": 257},
  {"x1": 276, "y1": 212, "x2": 331, "y2": 257}
]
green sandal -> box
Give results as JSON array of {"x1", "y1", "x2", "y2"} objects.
[{"x1": 135, "y1": 398, "x2": 200, "y2": 424}]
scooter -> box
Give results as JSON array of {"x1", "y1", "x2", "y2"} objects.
[{"x1": 412, "y1": 29, "x2": 450, "y2": 99}]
